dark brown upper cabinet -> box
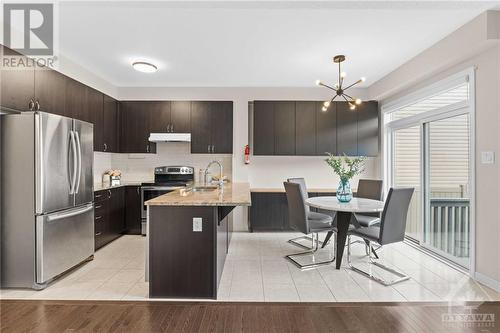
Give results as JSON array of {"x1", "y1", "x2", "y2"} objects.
[
  {"x1": 253, "y1": 100, "x2": 378, "y2": 157},
  {"x1": 0, "y1": 46, "x2": 35, "y2": 112},
  {"x1": 148, "y1": 101, "x2": 171, "y2": 133},
  {"x1": 274, "y1": 101, "x2": 295, "y2": 155},
  {"x1": 210, "y1": 101, "x2": 233, "y2": 154},
  {"x1": 65, "y1": 78, "x2": 87, "y2": 121},
  {"x1": 316, "y1": 101, "x2": 337, "y2": 156},
  {"x1": 253, "y1": 101, "x2": 275, "y2": 155},
  {"x1": 102, "y1": 95, "x2": 119, "y2": 153},
  {"x1": 336, "y1": 101, "x2": 358, "y2": 156},
  {"x1": 191, "y1": 101, "x2": 212, "y2": 153},
  {"x1": 357, "y1": 101, "x2": 379, "y2": 157},
  {"x1": 87, "y1": 87, "x2": 104, "y2": 151},
  {"x1": 170, "y1": 101, "x2": 191, "y2": 133},
  {"x1": 34, "y1": 66, "x2": 67, "y2": 116},
  {"x1": 120, "y1": 101, "x2": 156, "y2": 154},
  {"x1": 191, "y1": 101, "x2": 233, "y2": 154},
  {"x1": 295, "y1": 101, "x2": 317, "y2": 156}
]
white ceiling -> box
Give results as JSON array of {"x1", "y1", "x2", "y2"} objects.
[{"x1": 57, "y1": 1, "x2": 496, "y2": 87}]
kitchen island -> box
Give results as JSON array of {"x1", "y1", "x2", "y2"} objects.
[{"x1": 145, "y1": 182, "x2": 251, "y2": 299}]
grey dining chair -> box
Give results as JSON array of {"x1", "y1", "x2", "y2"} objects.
[
  {"x1": 347, "y1": 187, "x2": 414, "y2": 286},
  {"x1": 283, "y1": 181, "x2": 336, "y2": 269},
  {"x1": 286, "y1": 177, "x2": 334, "y2": 250}
]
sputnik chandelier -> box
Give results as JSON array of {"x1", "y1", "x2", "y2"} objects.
[{"x1": 315, "y1": 55, "x2": 365, "y2": 111}]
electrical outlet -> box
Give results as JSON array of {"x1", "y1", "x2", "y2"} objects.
[{"x1": 193, "y1": 217, "x2": 203, "y2": 232}]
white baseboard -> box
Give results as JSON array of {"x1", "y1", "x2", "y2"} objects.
[{"x1": 475, "y1": 272, "x2": 500, "y2": 293}]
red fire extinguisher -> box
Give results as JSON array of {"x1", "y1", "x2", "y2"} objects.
[{"x1": 244, "y1": 145, "x2": 250, "y2": 164}]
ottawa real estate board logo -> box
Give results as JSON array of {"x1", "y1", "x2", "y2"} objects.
[{"x1": 2, "y1": 3, "x2": 56, "y2": 68}]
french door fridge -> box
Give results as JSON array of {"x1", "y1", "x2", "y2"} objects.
[{"x1": 1, "y1": 111, "x2": 94, "y2": 289}]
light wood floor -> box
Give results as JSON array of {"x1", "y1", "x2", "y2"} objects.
[{"x1": 1, "y1": 300, "x2": 499, "y2": 332}]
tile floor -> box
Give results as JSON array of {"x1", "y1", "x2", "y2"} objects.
[{"x1": 1, "y1": 233, "x2": 499, "y2": 302}]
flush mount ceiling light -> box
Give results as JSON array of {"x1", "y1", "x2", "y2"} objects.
[
  {"x1": 132, "y1": 61, "x2": 158, "y2": 73},
  {"x1": 316, "y1": 55, "x2": 365, "y2": 111}
]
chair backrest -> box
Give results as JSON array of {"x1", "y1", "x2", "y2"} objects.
[
  {"x1": 287, "y1": 178, "x2": 309, "y2": 213},
  {"x1": 356, "y1": 179, "x2": 383, "y2": 217},
  {"x1": 283, "y1": 181, "x2": 309, "y2": 234},
  {"x1": 379, "y1": 187, "x2": 414, "y2": 245},
  {"x1": 357, "y1": 179, "x2": 383, "y2": 200}
]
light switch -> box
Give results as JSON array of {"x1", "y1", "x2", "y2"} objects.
[
  {"x1": 193, "y1": 217, "x2": 203, "y2": 232},
  {"x1": 481, "y1": 151, "x2": 495, "y2": 164}
]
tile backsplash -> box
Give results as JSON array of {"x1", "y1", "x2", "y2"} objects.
[{"x1": 94, "y1": 142, "x2": 232, "y2": 184}]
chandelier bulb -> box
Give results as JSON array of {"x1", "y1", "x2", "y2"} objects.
[
  {"x1": 355, "y1": 98, "x2": 362, "y2": 105},
  {"x1": 323, "y1": 101, "x2": 330, "y2": 107},
  {"x1": 321, "y1": 106, "x2": 327, "y2": 112},
  {"x1": 340, "y1": 72, "x2": 347, "y2": 78},
  {"x1": 315, "y1": 80, "x2": 322, "y2": 86},
  {"x1": 360, "y1": 77, "x2": 366, "y2": 82},
  {"x1": 349, "y1": 103, "x2": 356, "y2": 110}
]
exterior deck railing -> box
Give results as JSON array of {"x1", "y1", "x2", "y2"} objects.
[{"x1": 427, "y1": 198, "x2": 470, "y2": 259}]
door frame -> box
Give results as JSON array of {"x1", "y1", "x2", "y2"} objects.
[{"x1": 382, "y1": 67, "x2": 476, "y2": 276}]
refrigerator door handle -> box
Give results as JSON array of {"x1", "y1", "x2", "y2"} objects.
[
  {"x1": 74, "y1": 130, "x2": 82, "y2": 194},
  {"x1": 69, "y1": 131, "x2": 78, "y2": 194},
  {"x1": 46, "y1": 204, "x2": 93, "y2": 222}
]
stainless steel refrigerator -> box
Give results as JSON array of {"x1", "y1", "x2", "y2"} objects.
[{"x1": 1, "y1": 111, "x2": 94, "y2": 289}]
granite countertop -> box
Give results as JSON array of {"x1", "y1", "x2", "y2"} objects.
[
  {"x1": 251, "y1": 188, "x2": 339, "y2": 193},
  {"x1": 145, "y1": 182, "x2": 251, "y2": 207},
  {"x1": 94, "y1": 181, "x2": 146, "y2": 192}
]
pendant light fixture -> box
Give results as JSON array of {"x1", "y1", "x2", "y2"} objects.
[{"x1": 316, "y1": 55, "x2": 365, "y2": 111}]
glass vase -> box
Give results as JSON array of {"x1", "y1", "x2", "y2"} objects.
[{"x1": 337, "y1": 179, "x2": 353, "y2": 203}]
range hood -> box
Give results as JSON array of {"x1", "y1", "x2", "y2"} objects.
[{"x1": 148, "y1": 133, "x2": 191, "y2": 142}]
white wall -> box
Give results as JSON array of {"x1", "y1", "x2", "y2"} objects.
[
  {"x1": 94, "y1": 152, "x2": 112, "y2": 184},
  {"x1": 370, "y1": 11, "x2": 500, "y2": 290}
]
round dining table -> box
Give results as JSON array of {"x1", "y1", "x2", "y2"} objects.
[{"x1": 305, "y1": 196, "x2": 385, "y2": 269}]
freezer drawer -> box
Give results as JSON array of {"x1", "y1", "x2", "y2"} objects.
[{"x1": 36, "y1": 204, "x2": 94, "y2": 284}]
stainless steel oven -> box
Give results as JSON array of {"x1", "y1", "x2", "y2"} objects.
[{"x1": 140, "y1": 166, "x2": 194, "y2": 235}]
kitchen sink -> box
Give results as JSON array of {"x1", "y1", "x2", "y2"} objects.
[{"x1": 189, "y1": 185, "x2": 219, "y2": 192}]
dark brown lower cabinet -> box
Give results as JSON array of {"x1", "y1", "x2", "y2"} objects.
[
  {"x1": 249, "y1": 191, "x2": 336, "y2": 231},
  {"x1": 93, "y1": 187, "x2": 126, "y2": 250},
  {"x1": 149, "y1": 206, "x2": 233, "y2": 299},
  {"x1": 124, "y1": 186, "x2": 142, "y2": 235},
  {"x1": 249, "y1": 192, "x2": 290, "y2": 231}
]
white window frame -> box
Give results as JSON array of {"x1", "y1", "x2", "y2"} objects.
[{"x1": 381, "y1": 67, "x2": 476, "y2": 276}]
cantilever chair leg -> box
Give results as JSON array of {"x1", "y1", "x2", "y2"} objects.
[
  {"x1": 347, "y1": 236, "x2": 410, "y2": 286},
  {"x1": 286, "y1": 233, "x2": 335, "y2": 270},
  {"x1": 288, "y1": 235, "x2": 324, "y2": 250}
]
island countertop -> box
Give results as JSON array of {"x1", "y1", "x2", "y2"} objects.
[{"x1": 145, "y1": 182, "x2": 251, "y2": 206}]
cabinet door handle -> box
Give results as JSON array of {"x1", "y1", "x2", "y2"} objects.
[
  {"x1": 95, "y1": 194, "x2": 102, "y2": 198},
  {"x1": 146, "y1": 144, "x2": 150, "y2": 153},
  {"x1": 95, "y1": 216, "x2": 102, "y2": 220},
  {"x1": 208, "y1": 145, "x2": 211, "y2": 153},
  {"x1": 137, "y1": 187, "x2": 140, "y2": 195},
  {"x1": 103, "y1": 143, "x2": 107, "y2": 152},
  {"x1": 108, "y1": 190, "x2": 112, "y2": 198},
  {"x1": 95, "y1": 205, "x2": 102, "y2": 209},
  {"x1": 171, "y1": 124, "x2": 174, "y2": 132},
  {"x1": 212, "y1": 145, "x2": 215, "y2": 153},
  {"x1": 28, "y1": 99, "x2": 35, "y2": 111},
  {"x1": 95, "y1": 232, "x2": 102, "y2": 236},
  {"x1": 35, "y1": 100, "x2": 40, "y2": 111}
]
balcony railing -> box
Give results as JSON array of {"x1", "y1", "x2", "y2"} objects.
[{"x1": 427, "y1": 197, "x2": 470, "y2": 259}]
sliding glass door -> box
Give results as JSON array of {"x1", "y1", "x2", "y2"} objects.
[
  {"x1": 423, "y1": 113, "x2": 471, "y2": 268},
  {"x1": 384, "y1": 71, "x2": 473, "y2": 270},
  {"x1": 392, "y1": 125, "x2": 422, "y2": 241}
]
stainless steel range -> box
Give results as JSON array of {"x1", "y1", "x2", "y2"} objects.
[{"x1": 140, "y1": 166, "x2": 194, "y2": 235}]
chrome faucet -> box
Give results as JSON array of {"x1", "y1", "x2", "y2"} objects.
[{"x1": 204, "y1": 160, "x2": 224, "y2": 187}]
